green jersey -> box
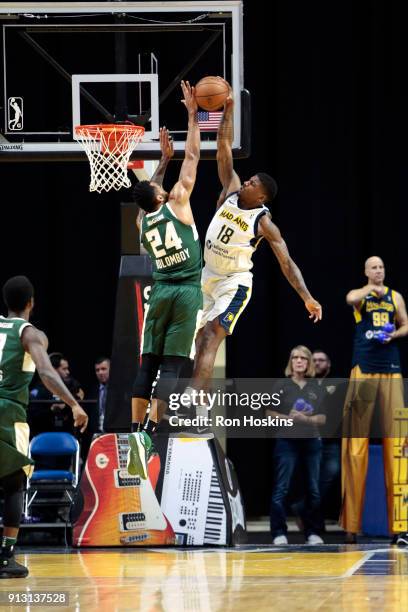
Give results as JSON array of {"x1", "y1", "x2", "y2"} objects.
[
  {"x1": 0, "y1": 316, "x2": 36, "y2": 407},
  {"x1": 141, "y1": 203, "x2": 202, "y2": 284}
]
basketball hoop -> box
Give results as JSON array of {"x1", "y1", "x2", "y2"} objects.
[{"x1": 74, "y1": 123, "x2": 145, "y2": 193}]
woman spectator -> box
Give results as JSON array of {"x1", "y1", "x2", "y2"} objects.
[{"x1": 266, "y1": 345, "x2": 326, "y2": 545}]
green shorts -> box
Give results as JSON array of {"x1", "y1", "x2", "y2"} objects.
[
  {"x1": 0, "y1": 398, "x2": 34, "y2": 479},
  {"x1": 141, "y1": 283, "x2": 203, "y2": 358}
]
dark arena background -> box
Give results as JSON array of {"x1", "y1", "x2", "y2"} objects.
[{"x1": 1, "y1": 1, "x2": 408, "y2": 609}]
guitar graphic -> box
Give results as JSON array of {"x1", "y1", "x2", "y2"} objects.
[{"x1": 73, "y1": 433, "x2": 175, "y2": 546}]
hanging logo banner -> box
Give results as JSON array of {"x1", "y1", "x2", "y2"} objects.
[{"x1": 8, "y1": 97, "x2": 23, "y2": 130}]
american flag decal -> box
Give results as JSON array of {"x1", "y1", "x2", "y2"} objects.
[{"x1": 197, "y1": 111, "x2": 223, "y2": 131}]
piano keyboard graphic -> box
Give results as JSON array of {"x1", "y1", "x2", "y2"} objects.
[{"x1": 204, "y1": 467, "x2": 227, "y2": 544}]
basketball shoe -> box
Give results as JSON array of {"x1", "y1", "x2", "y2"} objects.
[
  {"x1": 306, "y1": 534, "x2": 324, "y2": 545},
  {"x1": 395, "y1": 532, "x2": 408, "y2": 546},
  {"x1": 127, "y1": 431, "x2": 152, "y2": 479},
  {"x1": 0, "y1": 554, "x2": 29, "y2": 578},
  {"x1": 272, "y1": 535, "x2": 288, "y2": 545}
]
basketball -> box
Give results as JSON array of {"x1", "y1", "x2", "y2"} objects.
[{"x1": 194, "y1": 76, "x2": 230, "y2": 111}]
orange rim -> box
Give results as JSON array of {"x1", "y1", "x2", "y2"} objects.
[{"x1": 75, "y1": 123, "x2": 145, "y2": 139}]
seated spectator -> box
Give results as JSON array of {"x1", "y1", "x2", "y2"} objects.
[
  {"x1": 28, "y1": 352, "x2": 84, "y2": 438},
  {"x1": 266, "y1": 345, "x2": 326, "y2": 546}
]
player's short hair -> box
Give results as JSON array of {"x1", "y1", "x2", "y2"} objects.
[
  {"x1": 2, "y1": 275, "x2": 34, "y2": 311},
  {"x1": 257, "y1": 173, "x2": 278, "y2": 204},
  {"x1": 133, "y1": 180, "x2": 158, "y2": 213}
]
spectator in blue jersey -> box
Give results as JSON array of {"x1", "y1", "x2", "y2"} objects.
[
  {"x1": 267, "y1": 345, "x2": 326, "y2": 546},
  {"x1": 340, "y1": 256, "x2": 408, "y2": 545}
]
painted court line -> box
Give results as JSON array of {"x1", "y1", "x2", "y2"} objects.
[{"x1": 342, "y1": 551, "x2": 375, "y2": 577}]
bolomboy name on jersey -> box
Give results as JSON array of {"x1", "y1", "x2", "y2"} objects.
[{"x1": 156, "y1": 248, "x2": 190, "y2": 269}]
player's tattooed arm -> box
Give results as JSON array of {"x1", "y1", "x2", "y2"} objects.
[
  {"x1": 134, "y1": 127, "x2": 174, "y2": 231},
  {"x1": 259, "y1": 215, "x2": 322, "y2": 322},
  {"x1": 151, "y1": 127, "x2": 174, "y2": 187},
  {"x1": 171, "y1": 80, "x2": 200, "y2": 205},
  {"x1": 21, "y1": 327, "x2": 89, "y2": 432},
  {"x1": 135, "y1": 207, "x2": 144, "y2": 232},
  {"x1": 258, "y1": 215, "x2": 310, "y2": 297},
  {"x1": 216, "y1": 88, "x2": 241, "y2": 206}
]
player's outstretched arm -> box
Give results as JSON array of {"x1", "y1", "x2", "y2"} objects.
[
  {"x1": 170, "y1": 81, "x2": 200, "y2": 206},
  {"x1": 151, "y1": 127, "x2": 174, "y2": 186},
  {"x1": 258, "y1": 215, "x2": 322, "y2": 322},
  {"x1": 216, "y1": 88, "x2": 241, "y2": 206},
  {"x1": 134, "y1": 127, "x2": 174, "y2": 231},
  {"x1": 21, "y1": 327, "x2": 89, "y2": 432}
]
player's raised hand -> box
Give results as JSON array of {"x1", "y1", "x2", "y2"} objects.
[
  {"x1": 181, "y1": 80, "x2": 197, "y2": 114},
  {"x1": 305, "y1": 298, "x2": 322, "y2": 322},
  {"x1": 72, "y1": 402, "x2": 89, "y2": 433},
  {"x1": 159, "y1": 127, "x2": 174, "y2": 160}
]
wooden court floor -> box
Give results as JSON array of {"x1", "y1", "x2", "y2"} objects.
[{"x1": 1, "y1": 545, "x2": 408, "y2": 611}]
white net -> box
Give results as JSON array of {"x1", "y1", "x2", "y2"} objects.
[{"x1": 75, "y1": 124, "x2": 145, "y2": 193}]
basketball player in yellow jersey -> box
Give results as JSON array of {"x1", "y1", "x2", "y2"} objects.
[
  {"x1": 340, "y1": 256, "x2": 408, "y2": 544},
  {"x1": 186, "y1": 89, "x2": 322, "y2": 398}
]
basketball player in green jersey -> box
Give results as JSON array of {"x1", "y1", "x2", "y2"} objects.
[
  {"x1": 127, "y1": 81, "x2": 202, "y2": 478},
  {"x1": 0, "y1": 276, "x2": 88, "y2": 578}
]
